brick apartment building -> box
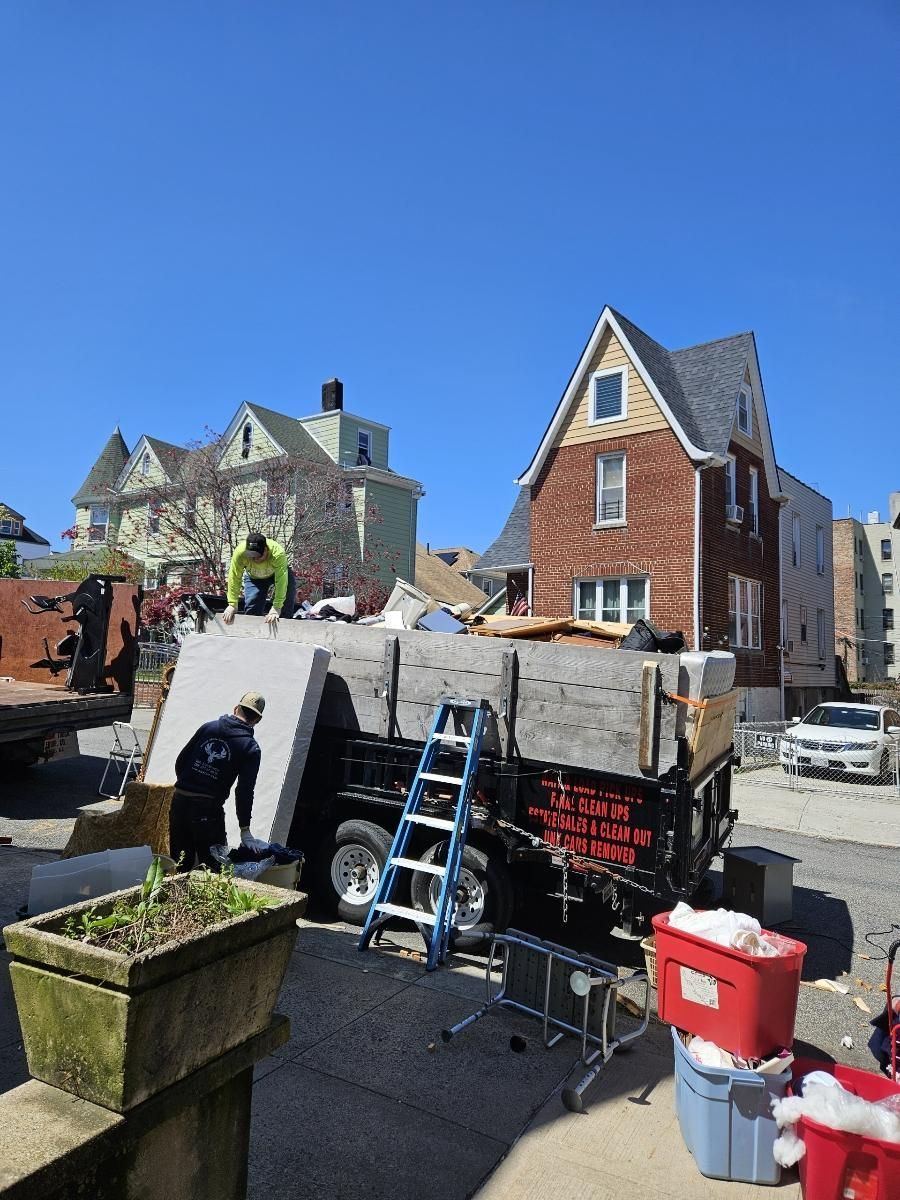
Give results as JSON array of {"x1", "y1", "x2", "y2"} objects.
[
  {"x1": 834, "y1": 493, "x2": 900, "y2": 682},
  {"x1": 476, "y1": 306, "x2": 794, "y2": 719}
]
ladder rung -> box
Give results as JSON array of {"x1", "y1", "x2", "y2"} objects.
[
  {"x1": 405, "y1": 814, "x2": 456, "y2": 830},
  {"x1": 433, "y1": 733, "x2": 472, "y2": 745},
  {"x1": 390, "y1": 857, "x2": 445, "y2": 876},
  {"x1": 420, "y1": 772, "x2": 463, "y2": 786},
  {"x1": 375, "y1": 903, "x2": 437, "y2": 926}
]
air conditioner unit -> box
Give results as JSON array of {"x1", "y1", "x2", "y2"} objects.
[{"x1": 726, "y1": 504, "x2": 744, "y2": 524}]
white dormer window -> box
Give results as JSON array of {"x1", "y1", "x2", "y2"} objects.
[
  {"x1": 0, "y1": 518, "x2": 22, "y2": 537},
  {"x1": 242, "y1": 422, "x2": 253, "y2": 459},
  {"x1": 589, "y1": 367, "x2": 627, "y2": 425},
  {"x1": 736, "y1": 385, "x2": 752, "y2": 436},
  {"x1": 357, "y1": 429, "x2": 372, "y2": 465},
  {"x1": 141, "y1": 451, "x2": 151, "y2": 477}
]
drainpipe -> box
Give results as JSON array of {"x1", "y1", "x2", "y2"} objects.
[
  {"x1": 778, "y1": 504, "x2": 786, "y2": 720},
  {"x1": 693, "y1": 469, "x2": 701, "y2": 651},
  {"x1": 527, "y1": 566, "x2": 534, "y2": 616}
]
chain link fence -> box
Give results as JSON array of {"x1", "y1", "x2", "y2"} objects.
[
  {"x1": 735, "y1": 721, "x2": 900, "y2": 799},
  {"x1": 133, "y1": 643, "x2": 179, "y2": 707}
]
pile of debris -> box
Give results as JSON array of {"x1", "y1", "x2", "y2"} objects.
[{"x1": 291, "y1": 577, "x2": 686, "y2": 653}]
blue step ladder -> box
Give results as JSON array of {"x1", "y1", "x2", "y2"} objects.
[{"x1": 358, "y1": 696, "x2": 488, "y2": 971}]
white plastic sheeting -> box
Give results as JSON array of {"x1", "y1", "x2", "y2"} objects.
[{"x1": 143, "y1": 632, "x2": 330, "y2": 847}]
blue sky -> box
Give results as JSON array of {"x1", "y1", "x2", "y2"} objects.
[{"x1": 2, "y1": 2, "x2": 898, "y2": 555}]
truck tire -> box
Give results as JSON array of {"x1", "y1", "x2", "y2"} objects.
[
  {"x1": 316, "y1": 820, "x2": 394, "y2": 926},
  {"x1": 410, "y1": 842, "x2": 514, "y2": 933}
]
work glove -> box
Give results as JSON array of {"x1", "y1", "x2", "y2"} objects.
[
  {"x1": 223, "y1": 605, "x2": 236, "y2": 625},
  {"x1": 240, "y1": 828, "x2": 270, "y2": 853},
  {"x1": 264, "y1": 609, "x2": 279, "y2": 627}
]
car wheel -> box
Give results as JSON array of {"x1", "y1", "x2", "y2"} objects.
[
  {"x1": 410, "y1": 842, "x2": 514, "y2": 932},
  {"x1": 316, "y1": 820, "x2": 395, "y2": 926}
]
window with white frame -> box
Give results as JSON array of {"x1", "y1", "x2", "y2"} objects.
[
  {"x1": 574, "y1": 576, "x2": 648, "y2": 624},
  {"x1": 724, "y1": 456, "x2": 737, "y2": 509},
  {"x1": 147, "y1": 503, "x2": 160, "y2": 535},
  {"x1": 0, "y1": 517, "x2": 22, "y2": 537},
  {"x1": 792, "y1": 513, "x2": 801, "y2": 567},
  {"x1": 589, "y1": 367, "x2": 627, "y2": 424},
  {"x1": 144, "y1": 567, "x2": 159, "y2": 591},
  {"x1": 736, "y1": 384, "x2": 752, "y2": 436},
  {"x1": 141, "y1": 452, "x2": 151, "y2": 477},
  {"x1": 184, "y1": 494, "x2": 196, "y2": 530},
  {"x1": 241, "y1": 422, "x2": 253, "y2": 459},
  {"x1": 800, "y1": 605, "x2": 808, "y2": 644},
  {"x1": 89, "y1": 506, "x2": 109, "y2": 543},
  {"x1": 816, "y1": 525, "x2": 825, "y2": 574},
  {"x1": 817, "y1": 608, "x2": 825, "y2": 658},
  {"x1": 728, "y1": 574, "x2": 762, "y2": 649},
  {"x1": 882, "y1": 539, "x2": 893, "y2": 561},
  {"x1": 748, "y1": 467, "x2": 759, "y2": 534},
  {"x1": 595, "y1": 453, "x2": 625, "y2": 524},
  {"x1": 883, "y1": 573, "x2": 894, "y2": 594},
  {"x1": 357, "y1": 428, "x2": 372, "y2": 464}
]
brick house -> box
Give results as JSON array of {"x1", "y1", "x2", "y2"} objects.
[
  {"x1": 500, "y1": 306, "x2": 786, "y2": 719},
  {"x1": 833, "y1": 494, "x2": 900, "y2": 683}
]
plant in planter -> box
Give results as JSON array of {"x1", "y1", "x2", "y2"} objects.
[{"x1": 4, "y1": 859, "x2": 306, "y2": 1113}]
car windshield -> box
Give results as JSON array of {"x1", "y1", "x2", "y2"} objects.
[{"x1": 804, "y1": 706, "x2": 879, "y2": 731}]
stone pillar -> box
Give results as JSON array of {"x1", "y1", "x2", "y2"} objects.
[{"x1": 0, "y1": 1015, "x2": 288, "y2": 1200}]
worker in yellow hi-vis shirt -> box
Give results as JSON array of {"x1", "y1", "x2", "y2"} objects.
[{"x1": 223, "y1": 533, "x2": 297, "y2": 626}]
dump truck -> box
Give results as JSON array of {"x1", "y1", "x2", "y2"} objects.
[
  {"x1": 0, "y1": 576, "x2": 141, "y2": 766},
  {"x1": 192, "y1": 612, "x2": 738, "y2": 938}
]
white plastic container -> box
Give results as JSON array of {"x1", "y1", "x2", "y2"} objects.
[{"x1": 28, "y1": 846, "x2": 153, "y2": 915}]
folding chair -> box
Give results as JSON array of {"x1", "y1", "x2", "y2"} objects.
[{"x1": 98, "y1": 722, "x2": 144, "y2": 798}]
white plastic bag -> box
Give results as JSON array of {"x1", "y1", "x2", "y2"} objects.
[
  {"x1": 668, "y1": 901, "x2": 761, "y2": 946},
  {"x1": 772, "y1": 1077, "x2": 900, "y2": 1167}
]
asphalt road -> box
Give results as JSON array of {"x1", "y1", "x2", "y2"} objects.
[{"x1": 2, "y1": 714, "x2": 897, "y2": 1076}]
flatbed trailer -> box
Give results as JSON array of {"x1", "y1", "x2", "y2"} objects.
[
  {"x1": 0, "y1": 577, "x2": 141, "y2": 766},
  {"x1": 198, "y1": 614, "x2": 738, "y2": 936}
]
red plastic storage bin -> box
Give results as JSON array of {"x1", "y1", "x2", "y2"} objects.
[
  {"x1": 791, "y1": 1059, "x2": 900, "y2": 1200},
  {"x1": 651, "y1": 911, "x2": 806, "y2": 1059}
]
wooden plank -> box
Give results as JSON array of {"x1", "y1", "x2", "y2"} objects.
[
  {"x1": 513, "y1": 718, "x2": 672, "y2": 778},
  {"x1": 379, "y1": 635, "x2": 399, "y2": 740},
  {"x1": 689, "y1": 691, "x2": 738, "y2": 781},
  {"x1": 638, "y1": 661, "x2": 661, "y2": 772},
  {"x1": 497, "y1": 647, "x2": 518, "y2": 759}
]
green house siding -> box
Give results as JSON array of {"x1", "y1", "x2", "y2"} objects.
[
  {"x1": 299, "y1": 413, "x2": 340, "y2": 461},
  {"x1": 364, "y1": 479, "x2": 417, "y2": 586},
  {"x1": 340, "y1": 418, "x2": 388, "y2": 470}
]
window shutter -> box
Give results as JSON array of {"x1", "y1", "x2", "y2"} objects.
[{"x1": 593, "y1": 374, "x2": 623, "y2": 421}]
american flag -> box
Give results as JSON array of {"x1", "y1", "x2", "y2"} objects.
[{"x1": 509, "y1": 591, "x2": 529, "y2": 617}]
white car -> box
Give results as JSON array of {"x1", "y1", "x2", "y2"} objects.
[{"x1": 779, "y1": 702, "x2": 900, "y2": 781}]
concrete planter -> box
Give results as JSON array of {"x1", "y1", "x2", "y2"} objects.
[{"x1": 3, "y1": 875, "x2": 306, "y2": 1113}]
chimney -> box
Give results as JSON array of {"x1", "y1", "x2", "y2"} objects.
[
  {"x1": 867, "y1": 511, "x2": 880, "y2": 525},
  {"x1": 322, "y1": 378, "x2": 343, "y2": 412}
]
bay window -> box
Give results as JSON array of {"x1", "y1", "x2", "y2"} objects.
[{"x1": 574, "y1": 576, "x2": 648, "y2": 624}]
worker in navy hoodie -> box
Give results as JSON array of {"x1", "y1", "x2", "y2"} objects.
[{"x1": 169, "y1": 691, "x2": 268, "y2": 869}]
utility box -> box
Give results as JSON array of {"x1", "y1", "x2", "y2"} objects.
[{"x1": 722, "y1": 845, "x2": 800, "y2": 926}]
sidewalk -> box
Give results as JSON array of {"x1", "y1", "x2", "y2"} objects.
[
  {"x1": 733, "y1": 778, "x2": 900, "y2": 846},
  {"x1": 1, "y1": 844, "x2": 800, "y2": 1200}
]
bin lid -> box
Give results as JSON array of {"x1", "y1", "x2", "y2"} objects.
[{"x1": 723, "y1": 846, "x2": 801, "y2": 867}]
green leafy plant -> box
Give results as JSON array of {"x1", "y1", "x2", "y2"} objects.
[{"x1": 61, "y1": 858, "x2": 278, "y2": 955}]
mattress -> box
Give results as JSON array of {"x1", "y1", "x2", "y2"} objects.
[{"x1": 143, "y1": 632, "x2": 331, "y2": 847}]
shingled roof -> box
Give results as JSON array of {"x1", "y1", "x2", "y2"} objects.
[
  {"x1": 72, "y1": 427, "x2": 130, "y2": 504},
  {"x1": 144, "y1": 436, "x2": 192, "y2": 478},
  {"x1": 670, "y1": 332, "x2": 756, "y2": 456},
  {"x1": 246, "y1": 403, "x2": 333, "y2": 466},
  {"x1": 473, "y1": 487, "x2": 531, "y2": 571}
]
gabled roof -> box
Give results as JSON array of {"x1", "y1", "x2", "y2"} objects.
[
  {"x1": 16, "y1": 525, "x2": 51, "y2": 548},
  {"x1": 243, "y1": 403, "x2": 333, "y2": 466},
  {"x1": 473, "y1": 488, "x2": 531, "y2": 571},
  {"x1": 0, "y1": 503, "x2": 26, "y2": 521},
  {"x1": 72, "y1": 427, "x2": 130, "y2": 503},
  {"x1": 516, "y1": 306, "x2": 782, "y2": 499},
  {"x1": 669, "y1": 332, "x2": 756, "y2": 455},
  {"x1": 429, "y1": 547, "x2": 480, "y2": 573},
  {"x1": 414, "y1": 545, "x2": 489, "y2": 607},
  {"x1": 145, "y1": 436, "x2": 191, "y2": 475}
]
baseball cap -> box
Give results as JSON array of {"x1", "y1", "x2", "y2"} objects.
[
  {"x1": 238, "y1": 691, "x2": 266, "y2": 718},
  {"x1": 245, "y1": 533, "x2": 267, "y2": 556}
]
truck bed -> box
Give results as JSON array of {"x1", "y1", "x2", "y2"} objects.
[{"x1": 0, "y1": 680, "x2": 133, "y2": 745}]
